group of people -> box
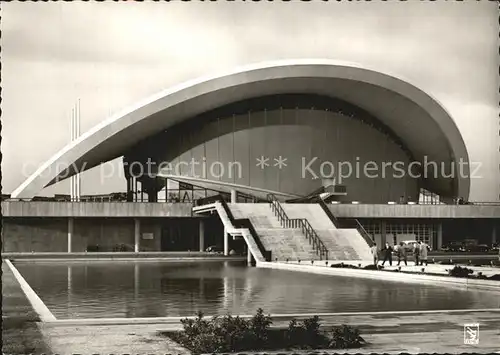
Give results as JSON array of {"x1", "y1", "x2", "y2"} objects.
[{"x1": 370, "y1": 241, "x2": 430, "y2": 267}]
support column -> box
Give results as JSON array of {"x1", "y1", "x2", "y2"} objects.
[
  {"x1": 437, "y1": 222, "x2": 443, "y2": 250},
  {"x1": 247, "y1": 248, "x2": 253, "y2": 265},
  {"x1": 199, "y1": 219, "x2": 205, "y2": 252},
  {"x1": 134, "y1": 218, "x2": 141, "y2": 253},
  {"x1": 67, "y1": 218, "x2": 73, "y2": 253},
  {"x1": 231, "y1": 189, "x2": 237, "y2": 203},
  {"x1": 224, "y1": 227, "x2": 229, "y2": 256},
  {"x1": 492, "y1": 224, "x2": 497, "y2": 245}
]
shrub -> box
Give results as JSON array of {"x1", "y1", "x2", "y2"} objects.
[
  {"x1": 448, "y1": 266, "x2": 474, "y2": 278},
  {"x1": 330, "y1": 263, "x2": 359, "y2": 269},
  {"x1": 175, "y1": 309, "x2": 272, "y2": 354},
  {"x1": 302, "y1": 316, "x2": 325, "y2": 347},
  {"x1": 329, "y1": 325, "x2": 366, "y2": 349},
  {"x1": 286, "y1": 319, "x2": 302, "y2": 348},
  {"x1": 178, "y1": 311, "x2": 213, "y2": 339},
  {"x1": 488, "y1": 274, "x2": 500, "y2": 281},
  {"x1": 169, "y1": 309, "x2": 364, "y2": 353},
  {"x1": 249, "y1": 308, "x2": 273, "y2": 344},
  {"x1": 177, "y1": 311, "x2": 220, "y2": 354},
  {"x1": 212, "y1": 314, "x2": 255, "y2": 352},
  {"x1": 285, "y1": 316, "x2": 328, "y2": 349}
]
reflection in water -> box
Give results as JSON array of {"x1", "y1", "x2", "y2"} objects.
[
  {"x1": 223, "y1": 276, "x2": 230, "y2": 312},
  {"x1": 14, "y1": 261, "x2": 500, "y2": 319},
  {"x1": 134, "y1": 263, "x2": 139, "y2": 301},
  {"x1": 67, "y1": 265, "x2": 72, "y2": 312}
]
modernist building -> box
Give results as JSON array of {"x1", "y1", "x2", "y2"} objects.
[{"x1": 6, "y1": 60, "x2": 499, "y2": 252}]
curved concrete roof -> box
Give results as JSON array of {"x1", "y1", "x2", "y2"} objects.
[{"x1": 12, "y1": 59, "x2": 470, "y2": 199}]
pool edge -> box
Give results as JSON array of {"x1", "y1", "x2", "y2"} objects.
[{"x1": 5, "y1": 259, "x2": 57, "y2": 322}]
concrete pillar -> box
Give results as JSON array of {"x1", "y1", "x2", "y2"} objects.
[
  {"x1": 134, "y1": 218, "x2": 141, "y2": 253},
  {"x1": 224, "y1": 227, "x2": 229, "y2": 256},
  {"x1": 199, "y1": 219, "x2": 205, "y2": 252},
  {"x1": 437, "y1": 222, "x2": 443, "y2": 250},
  {"x1": 67, "y1": 218, "x2": 74, "y2": 253},
  {"x1": 231, "y1": 189, "x2": 237, "y2": 203},
  {"x1": 247, "y1": 248, "x2": 253, "y2": 265}
]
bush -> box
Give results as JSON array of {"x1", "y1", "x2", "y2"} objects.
[
  {"x1": 330, "y1": 263, "x2": 359, "y2": 269},
  {"x1": 286, "y1": 316, "x2": 327, "y2": 349},
  {"x1": 329, "y1": 325, "x2": 366, "y2": 349},
  {"x1": 488, "y1": 274, "x2": 500, "y2": 281},
  {"x1": 448, "y1": 266, "x2": 474, "y2": 278},
  {"x1": 173, "y1": 309, "x2": 271, "y2": 354},
  {"x1": 213, "y1": 314, "x2": 256, "y2": 352},
  {"x1": 167, "y1": 309, "x2": 364, "y2": 354},
  {"x1": 249, "y1": 308, "x2": 273, "y2": 344}
]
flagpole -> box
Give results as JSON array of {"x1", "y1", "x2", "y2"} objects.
[
  {"x1": 70, "y1": 108, "x2": 75, "y2": 201},
  {"x1": 77, "y1": 99, "x2": 81, "y2": 201}
]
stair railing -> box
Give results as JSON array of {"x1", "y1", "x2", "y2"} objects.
[
  {"x1": 267, "y1": 193, "x2": 329, "y2": 260},
  {"x1": 352, "y1": 219, "x2": 375, "y2": 247},
  {"x1": 317, "y1": 199, "x2": 374, "y2": 247},
  {"x1": 199, "y1": 194, "x2": 272, "y2": 261},
  {"x1": 317, "y1": 198, "x2": 341, "y2": 227}
]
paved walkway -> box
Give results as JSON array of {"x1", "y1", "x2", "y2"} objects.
[
  {"x1": 285, "y1": 260, "x2": 500, "y2": 277},
  {"x1": 40, "y1": 310, "x2": 500, "y2": 354},
  {"x1": 1, "y1": 262, "x2": 49, "y2": 354}
]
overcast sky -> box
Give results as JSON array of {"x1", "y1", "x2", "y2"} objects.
[{"x1": 2, "y1": 1, "x2": 498, "y2": 201}]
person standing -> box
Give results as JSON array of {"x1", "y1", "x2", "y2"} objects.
[
  {"x1": 381, "y1": 242, "x2": 393, "y2": 266},
  {"x1": 371, "y1": 243, "x2": 379, "y2": 266},
  {"x1": 414, "y1": 241, "x2": 421, "y2": 266},
  {"x1": 420, "y1": 241, "x2": 429, "y2": 266},
  {"x1": 397, "y1": 242, "x2": 408, "y2": 266}
]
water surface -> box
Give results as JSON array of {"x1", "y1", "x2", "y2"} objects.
[{"x1": 15, "y1": 261, "x2": 500, "y2": 319}]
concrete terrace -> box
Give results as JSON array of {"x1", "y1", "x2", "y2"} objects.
[
  {"x1": 1, "y1": 201, "x2": 194, "y2": 217},
  {"x1": 328, "y1": 203, "x2": 500, "y2": 218},
  {"x1": 3, "y1": 200, "x2": 500, "y2": 218},
  {"x1": 38, "y1": 310, "x2": 500, "y2": 354}
]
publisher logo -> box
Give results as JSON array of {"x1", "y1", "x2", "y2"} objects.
[{"x1": 464, "y1": 323, "x2": 479, "y2": 345}]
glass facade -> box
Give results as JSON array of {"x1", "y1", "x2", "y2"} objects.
[
  {"x1": 128, "y1": 95, "x2": 420, "y2": 203},
  {"x1": 362, "y1": 220, "x2": 437, "y2": 248}
]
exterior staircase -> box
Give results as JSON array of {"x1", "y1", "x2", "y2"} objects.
[
  {"x1": 229, "y1": 203, "x2": 319, "y2": 261},
  {"x1": 193, "y1": 198, "x2": 268, "y2": 264},
  {"x1": 193, "y1": 194, "x2": 373, "y2": 264},
  {"x1": 281, "y1": 202, "x2": 372, "y2": 261}
]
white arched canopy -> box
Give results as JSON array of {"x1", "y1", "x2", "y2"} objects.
[{"x1": 12, "y1": 59, "x2": 470, "y2": 200}]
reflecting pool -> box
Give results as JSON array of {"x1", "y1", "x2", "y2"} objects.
[{"x1": 15, "y1": 261, "x2": 500, "y2": 319}]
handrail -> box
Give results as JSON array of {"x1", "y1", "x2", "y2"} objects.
[
  {"x1": 317, "y1": 198, "x2": 374, "y2": 247},
  {"x1": 317, "y1": 198, "x2": 341, "y2": 228},
  {"x1": 199, "y1": 194, "x2": 271, "y2": 261},
  {"x1": 353, "y1": 219, "x2": 375, "y2": 247},
  {"x1": 266, "y1": 193, "x2": 329, "y2": 260}
]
